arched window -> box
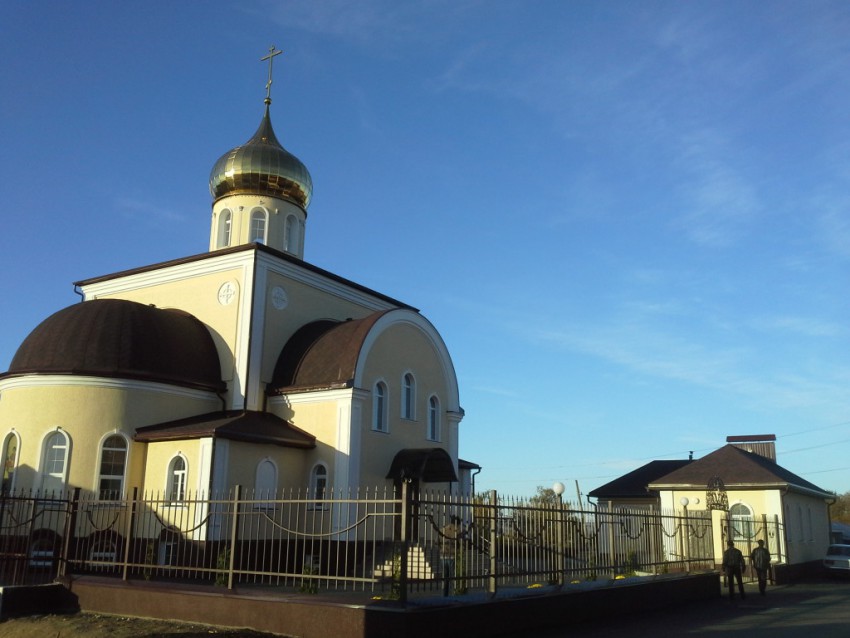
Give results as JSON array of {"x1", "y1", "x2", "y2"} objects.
[
  {"x1": 2, "y1": 431, "x2": 20, "y2": 493},
  {"x1": 250, "y1": 209, "x2": 267, "y2": 244},
  {"x1": 373, "y1": 381, "x2": 388, "y2": 432},
  {"x1": 310, "y1": 463, "x2": 328, "y2": 501},
  {"x1": 168, "y1": 455, "x2": 187, "y2": 502},
  {"x1": 427, "y1": 395, "x2": 441, "y2": 441},
  {"x1": 402, "y1": 373, "x2": 416, "y2": 420},
  {"x1": 98, "y1": 434, "x2": 128, "y2": 500},
  {"x1": 42, "y1": 430, "x2": 70, "y2": 494},
  {"x1": 255, "y1": 458, "x2": 277, "y2": 498},
  {"x1": 730, "y1": 503, "x2": 754, "y2": 541},
  {"x1": 217, "y1": 209, "x2": 232, "y2": 248},
  {"x1": 285, "y1": 215, "x2": 297, "y2": 253},
  {"x1": 89, "y1": 533, "x2": 121, "y2": 565}
]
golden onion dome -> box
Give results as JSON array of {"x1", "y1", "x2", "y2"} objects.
[{"x1": 209, "y1": 103, "x2": 312, "y2": 209}]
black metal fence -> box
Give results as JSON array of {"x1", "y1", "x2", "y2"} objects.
[{"x1": 0, "y1": 486, "x2": 717, "y2": 599}]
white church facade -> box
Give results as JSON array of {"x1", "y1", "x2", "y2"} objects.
[{"x1": 0, "y1": 51, "x2": 472, "y2": 505}]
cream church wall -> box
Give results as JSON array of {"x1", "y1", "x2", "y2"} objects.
[
  {"x1": 210, "y1": 197, "x2": 305, "y2": 255},
  {"x1": 0, "y1": 380, "x2": 219, "y2": 493},
  {"x1": 223, "y1": 441, "x2": 309, "y2": 493},
  {"x1": 143, "y1": 439, "x2": 204, "y2": 495},
  {"x1": 356, "y1": 323, "x2": 454, "y2": 488},
  {"x1": 268, "y1": 392, "x2": 352, "y2": 490}
]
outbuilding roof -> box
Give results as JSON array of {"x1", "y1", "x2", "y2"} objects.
[
  {"x1": 648, "y1": 444, "x2": 832, "y2": 498},
  {"x1": 588, "y1": 460, "x2": 693, "y2": 499}
]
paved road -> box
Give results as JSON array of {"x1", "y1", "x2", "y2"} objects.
[{"x1": 502, "y1": 578, "x2": 850, "y2": 638}]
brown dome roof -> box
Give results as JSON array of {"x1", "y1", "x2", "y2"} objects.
[
  {"x1": 7, "y1": 299, "x2": 224, "y2": 391},
  {"x1": 270, "y1": 312, "x2": 388, "y2": 391}
]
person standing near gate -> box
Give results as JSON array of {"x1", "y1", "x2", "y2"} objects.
[
  {"x1": 722, "y1": 540, "x2": 746, "y2": 600},
  {"x1": 440, "y1": 518, "x2": 459, "y2": 597},
  {"x1": 750, "y1": 539, "x2": 771, "y2": 595}
]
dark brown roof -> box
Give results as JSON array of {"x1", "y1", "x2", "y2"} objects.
[
  {"x1": 386, "y1": 448, "x2": 458, "y2": 483},
  {"x1": 458, "y1": 458, "x2": 481, "y2": 471},
  {"x1": 727, "y1": 434, "x2": 776, "y2": 443},
  {"x1": 269, "y1": 312, "x2": 389, "y2": 392},
  {"x1": 135, "y1": 410, "x2": 315, "y2": 448},
  {"x1": 648, "y1": 444, "x2": 831, "y2": 497},
  {"x1": 588, "y1": 460, "x2": 693, "y2": 499},
  {"x1": 4, "y1": 299, "x2": 224, "y2": 391}
]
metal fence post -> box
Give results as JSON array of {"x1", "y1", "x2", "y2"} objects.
[
  {"x1": 395, "y1": 480, "x2": 410, "y2": 603},
  {"x1": 227, "y1": 485, "x2": 241, "y2": 590},
  {"x1": 556, "y1": 492, "x2": 565, "y2": 585},
  {"x1": 607, "y1": 505, "x2": 616, "y2": 577},
  {"x1": 122, "y1": 487, "x2": 138, "y2": 581},
  {"x1": 488, "y1": 489, "x2": 497, "y2": 595},
  {"x1": 58, "y1": 488, "x2": 81, "y2": 580}
]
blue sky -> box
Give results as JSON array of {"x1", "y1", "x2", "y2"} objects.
[{"x1": 2, "y1": 1, "x2": 848, "y2": 498}]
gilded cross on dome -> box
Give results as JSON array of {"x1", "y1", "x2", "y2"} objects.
[{"x1": 261, "y1": 45, "x2": 283, "y2": 103}]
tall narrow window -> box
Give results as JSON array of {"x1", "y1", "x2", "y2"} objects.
[
  {"x1": 311, "y1": 464, "x2": 328, "y2": 501},
  {"x1": 98, "y1": 435, "x2": 128, "y2": 499},
  {"x1": 2, "y1": 432, "x2": 19, "y2": 493},
  {"x1": 250, "y1": 209, "x2": 267, "y2": 244},
  {"x1": 218, "y1": 209, "x2": 232, "y2": 248},
  {"x1": 730, "y1": 503, "x2": 754, "y2": 541},
  {"x1": 402, "y1": 373, "x2": 416, "y2": 420},
  {"x1": 285, "y1": 215, "x2": 296, "y2": 253},
  {"x1": 255, "y1": 458, "x2": 277, "y2": 498},
  {"x1": 373, "y1": 381, "x2": 388, "y2": 432},
  {"x1": 427, "y1": 396, "x2": 441, "y2": 441},
  {"x1": 168, "y1": 455, "x2": 187, "y2": 502},
  {"x1": 42, "y1": 431, "x2": 69, "y2": 494}
]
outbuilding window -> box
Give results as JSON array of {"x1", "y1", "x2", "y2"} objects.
[{"x1": 730, "y1": 503, "x2": 754, "y2": 541}]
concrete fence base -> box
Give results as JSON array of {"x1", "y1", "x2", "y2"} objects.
[{"x1": 0, "y1": 572, "x2": 722, "y2": 638}]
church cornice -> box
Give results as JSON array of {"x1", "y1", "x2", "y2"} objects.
[
  {"x1": 75, "y1": 243, "x2": 417, "y2": 312},
  {"x1": 0, "y1": 373, "x2": 223, "y2": 398}
]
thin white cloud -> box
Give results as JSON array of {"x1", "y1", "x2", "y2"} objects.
[
  {"x1": 114, "y1": 197, "x2": 185, "y2": 223},
  {"x1": 750, "y1": 315, "x2": 843, "y2": 338},
  {"x1": 468, "y1": 384, "x2": 519, "y2": 399},
  {"x1": 526, "y1": 314, "x2": 848, "y2": 416},
  {"x1": 817, "y1": 204, "x2": 850, "y2": 259},
  {"x1": 260, "y1": 0, "x2": 479, "y2": 48},
  {"x1": 672, "y1": 130, "x2": 761, "y2": 247}
]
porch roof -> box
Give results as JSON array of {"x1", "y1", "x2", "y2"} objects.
[
  {"x1": 134, "y1": 410, "x2": 316, "y2": 449},
  {"x1": 386, "y1": 448, "x2": 458, "y2": 483}
]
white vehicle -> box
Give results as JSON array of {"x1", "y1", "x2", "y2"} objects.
[{"x1": 823, "y1": 544, "x2": 850, "y2": 575}]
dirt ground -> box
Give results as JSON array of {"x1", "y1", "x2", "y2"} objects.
[{"x1": 0, "y1": 612, "x2": 282, "y2": 638}]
